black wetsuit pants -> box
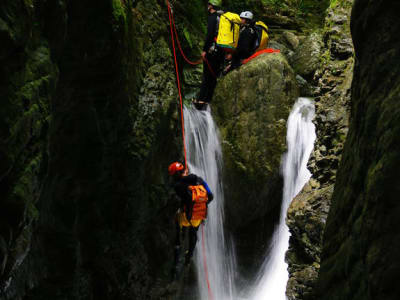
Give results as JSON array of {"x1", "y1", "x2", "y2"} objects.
[
  {"x1": 174, "y1": 221, "x2": 199, "y2": 265},
  {"x1": 198, "y1": 50, "x2": 224, "y2": 103}
]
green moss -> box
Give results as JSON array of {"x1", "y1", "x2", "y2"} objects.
[
  {"x1": 112, "y1": 0, "x2": 128, "y2": 32},
  {"x1": 112, "y1": 0, "x2": 127, "y2": 21},
  {"x1": 183, "y1": 28, "x2": 193, "y2": 48}
]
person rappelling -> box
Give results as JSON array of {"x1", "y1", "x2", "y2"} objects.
[
  {"x1": 168, "y1": 162, "x2": 214, "y2": 278},
  {"x1": 192, "y1": 0, "x2": 225, "y2": 110}
]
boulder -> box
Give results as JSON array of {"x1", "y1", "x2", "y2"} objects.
[
  {"x1": 213, "y1": 52, "x2": 299, "y2": 271},
  {"x1": 286, "y1": 184, "x2": 333, "y2": 300},
  {"x1": 289, "y1": 32, "x2": 323, "y2": 79},
  {"x1": 283, "y1": 31, "x2": 300, "y2": 50}
]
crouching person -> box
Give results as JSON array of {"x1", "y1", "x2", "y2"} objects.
[{"x1": 224, "y1": 11, "x2": 258, "y2": 74}]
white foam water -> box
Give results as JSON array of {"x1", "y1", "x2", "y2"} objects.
[
  {"x1": 248, "y1": 97, "x2": 316, "y2": 300},
  {"x1": 183, "y1": 97, "x2": 315, "y2": 300},
  {"x1": 184, "y1": 106, "x2": 236, "y2": 300}
]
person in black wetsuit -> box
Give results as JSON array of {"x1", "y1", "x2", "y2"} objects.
[
  {"x1": 168, "y1": 162, "x2": 214, "y2": 274},
  {"x1": 194, "y1": 0, "x2": 225, "y2": 108},
  {"x1": 224, "y1": 11, "x2": 258, "y2": 74}
]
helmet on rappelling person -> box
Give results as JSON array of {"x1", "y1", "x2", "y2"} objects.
[
  {"x1": 240, "y1": 11, "x2": 254, "y2": 21},
  {"x1": 208, "y1": 0, "x2": 222, "y2": 8},
  {"x1": 168, "y1": 162, "x2": 185, "y2": 176}
]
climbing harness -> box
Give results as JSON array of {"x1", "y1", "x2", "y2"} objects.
[{"x1": 166, "y1": 1, "x2": 214, "y2": 298}]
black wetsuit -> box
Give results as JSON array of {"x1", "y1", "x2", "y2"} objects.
[
  {"x1": 198, "y1": 11, "x2": 225, "y2": 103},
  {"x1": 173, "y1": 174, "x2": 214, "y2": 263},
  {"x1": 231, "y1": 23, "x2": 258, "y2": 70}
]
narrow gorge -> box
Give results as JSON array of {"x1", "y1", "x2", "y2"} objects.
[{"x1": 1, "y1": 0, "x2": 399, "y2": 300}]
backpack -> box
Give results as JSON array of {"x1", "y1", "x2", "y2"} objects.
[
  {"x1": 215, "y1": 12, "x2": 241, "y2": 51},
  {"x1": 187, "y1": 185, "x2": 208, "y2": 221},
  {"x1": 253, "y1": 21, "x2": 269, "y2": 52}
]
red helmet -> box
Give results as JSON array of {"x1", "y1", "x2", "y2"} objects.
[{"x1": 168, "y1": 162, "x2": 184, "y2": 176}]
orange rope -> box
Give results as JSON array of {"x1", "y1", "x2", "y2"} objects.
[
  {"x1": 167, "y1": 2, "x2": 215, "y2": 299},
  {"x1": 201, "y1": 223, "x2": 214, "y2": 300},
  {"x1": 167, "y1": 0, "x2": 188, "y2": 171},
  {"x1": 170, "y1": 5, "x2": 202, "y2": 66},
  {"x1": 168, "y1": 0, "x2": 217, "y2": 78}
]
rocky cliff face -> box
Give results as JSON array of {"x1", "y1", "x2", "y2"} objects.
[
  {"x1": 0, "y1": 0, "x2": 203, "y2": 298},
  {"x1": 3, "y1": 0, "x2": 394, "y2": 299},
  {"x1": 285, "y1": 0, "x2": 354, "y2": 299},
  {"x1": 316, "y1": 0, "x2": 400, "y2": 299}
]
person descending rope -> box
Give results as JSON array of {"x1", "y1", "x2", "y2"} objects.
[
  {"x1": 168, "y1": 162, "x2": 214, "y2": 278},
  {"x1": 193, "y1": 0, "x2": 225, "y2": 110},
  {"x1": 224, "y1": 11, "x2": 258, "y2": 74}
]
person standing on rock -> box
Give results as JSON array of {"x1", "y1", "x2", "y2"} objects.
[
  {"x1": 224, "y1": 11, "x2": 258, "y2": 74},
  {"x1": 193, "y1": 0, "x2": 225, "y2": 109},
  {"x1": 168, "y1": 162, "x2": 214, "y2": 277}
]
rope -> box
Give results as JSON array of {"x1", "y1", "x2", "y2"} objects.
[
  {"x1": 201, "y1": 223, "x2": 214, "y2": 300},
  {"x1": 167, "y1": 0, "x2": 188, "y2": 170},
  {"x1": 166, "y1": 3, "x2": 215, "y2": 299},
  {"x1": 170, "y1": 5, "x2": 202, "y2": 66},
  {"x1": 167, "y1": 0, "x2": 217, "y2": 78}
]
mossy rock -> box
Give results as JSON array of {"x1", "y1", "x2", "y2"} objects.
[
  {"x1": 213, "y1": 53, "x2": 299, "y2": 231},
  {"x1": 289, "y1": 32, "x2": 323, "y2": 79}
]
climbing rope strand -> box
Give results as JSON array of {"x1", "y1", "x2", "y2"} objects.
[
  {"x1": 167, "y1": 0, "x2": 188, "y2": 170},
  {"x1": 167, "y1": 0, "x2": 217, "y2": 78},
  {"x1": 167, "y1": 3, "x2": 215, "y2": 299},
  {"x1": 202, "y1": 223, "x2": 214, "y2": 300},
  {"x1": 170, "y1": 4, "x2": 202, "y2": 66}
]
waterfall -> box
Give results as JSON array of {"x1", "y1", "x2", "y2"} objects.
[
  {"x1": 184, "y1": 106, "x2": 236, "y2": 300},
  {"x1": 249, "y1": 97, "x2": 316, "y2": 300},
  {"x1": 182, "y1": 97, "x2": 315, "y2": 300}
]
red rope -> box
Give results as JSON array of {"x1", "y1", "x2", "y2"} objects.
[
  {"x1": 204, "y1": 56, "x2": 217, "y2": 78},
  {"x1": 170, "y1": 5, "x2": 202, "y2": 66},
  {"x1": 201, "y1": 223, "x2": 214, "y2": 300},
  {"x1": 242, "y1": 48, "x2": 281, "y2": 65},
  {"x1": 167, "y1": 0, "x2": 188, "y2": 171},
  {"x1": 167, "y1": 0, "x2": 217, "y2": 78},
  {"x1": 167, "y1": 2, "x2": 215, "y2": 298}
]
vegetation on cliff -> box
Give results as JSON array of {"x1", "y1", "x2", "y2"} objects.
[{"x1": 3, "y1": 0, "x2": 393, "y2": 300}]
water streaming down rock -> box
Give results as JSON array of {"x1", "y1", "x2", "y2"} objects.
[
  {"x1": 249, "y1": 97, "x2": 316, "y2": 300},
  {"x1": 184, "y1": 106, "x2": 236, "y2": 300}
]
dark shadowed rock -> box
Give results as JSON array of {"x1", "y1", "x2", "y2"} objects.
[
  {"x1": 286, "y1": 0, "x2": 354, "y2": 299},
  {"x1": 316, "y1": 0, "x2": 400, "y2": 299}
]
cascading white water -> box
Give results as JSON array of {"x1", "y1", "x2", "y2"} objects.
[
  {"x1": 184, "y1": 106, "x2": 236, "y2": 300},
  {"x1": 249, "y1": 97, "x2": 316, "y2": 300},
  {"x1": 182, "y1": 97, "x2": 315, "y2": 300}
]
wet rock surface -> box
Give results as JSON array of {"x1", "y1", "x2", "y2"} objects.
[
  {"x1": 316, "y1": 0, "x2": 400, "y2": 299},
  {"x1": 285, "y1": 1, "x2": 354, "y2": 299},
  {"x1": 0, "y1": 0, "x2": 204, "y2": 298},
  {"x1": 213, "y1": 53, "x2": 298, "y2": 273},
  {"x1": 3, "y1": 0, "x2": 398, "y2": 299}
]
